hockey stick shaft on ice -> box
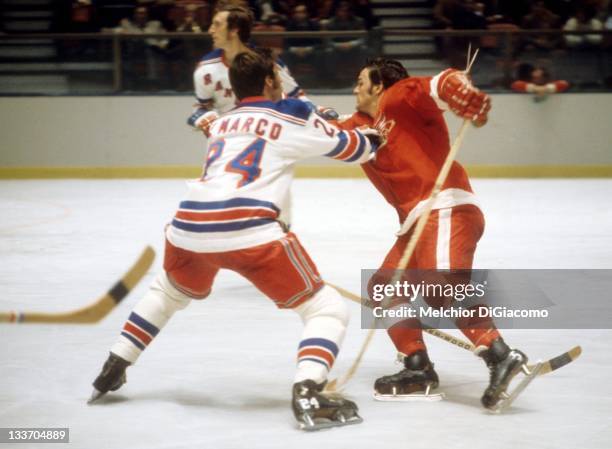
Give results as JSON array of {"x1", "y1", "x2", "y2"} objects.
[
  {"x1": 0, "y1": 246, "x2": 155, "y2": 324},
  {"x1": 327, "y1": 282, "x2": 582, "y2": 376}
]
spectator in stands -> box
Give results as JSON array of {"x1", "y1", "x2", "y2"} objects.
[
  {"x1": 521, "y1": 1, "x2": 562, "y2": 51},
  {"x1": 563, "y1": 6, "x2": 604, "y2": 48},
  {"x1": 433, "y1": 0, "x2": 460, "y2": 29},
  {"x1": 325, "y1": 1, "x2": 366, "y2": 83},
  {"x1": 114, "y1": 6, "x2": 169, "y2": 89},
  {"x1": 326, "y1": 1, "x2": 366, "y2": 43},
  {"x1": 253, "y1": 13, "x2": 286, "y2": 58},
  {"x1": 273, "y1": 0, "x2": 318, "y2": 19},
  {"x1": 450, "y1": 0, "x2": 487, "y2": 29},
  {"x1": 285, "y1": 3, "x2": 321, "y2": 63},
  {"x1": 353, "y1": 0, "x2": 378, "y2": 30},
  {"x1": 511, "y1": 62, "x2": 570, "y2": 102}
]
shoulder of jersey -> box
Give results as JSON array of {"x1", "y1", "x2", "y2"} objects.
[
  {"x1": 198, "y1": 48, "x2": 224, "y2": 66},
  {"x1": 237, "y1": 98, "x2": 312, "y2": 123}
]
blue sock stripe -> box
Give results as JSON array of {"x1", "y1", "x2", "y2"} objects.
[
  {"x1": 299, "y1": 357, "x2": 331, "y2": 370},
  {"x1": 128, "y1": 312, "x2": 160, "y2": 336},
  {"x1": 298, "y1": 338, "x2": 339, "y2": 357},
  {"x1": 121, "y1": 331, "x2": 145, "y2": 350}
]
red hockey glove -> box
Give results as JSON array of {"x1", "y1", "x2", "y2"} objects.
[{"x1": 438, "y1": 69, "x2": 491, "y2": 127}]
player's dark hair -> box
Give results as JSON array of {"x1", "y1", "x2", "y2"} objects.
[
  {"x1": 218, "y1": 4, "x2": 254, "y2": 42},
  {"x1": 229, "y1": 48, "x2": 275, "y2": 100},
  {"x1": 363, "y1": 58, "x2": 409, "y2": 89}
]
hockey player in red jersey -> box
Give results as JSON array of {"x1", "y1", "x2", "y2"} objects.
[
  {"x1": 337, "y1": 58, "x2": 528, "y2": 410},
  {"x1": 89, "y1": 49, "x2": 381, "y2": 430}
]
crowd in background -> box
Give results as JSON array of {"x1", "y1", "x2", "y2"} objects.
[
  {"x1": 1, "y1": 0, "x2": 609, "y2": 91},
  {"x1": 433, "y1": 0, "x2": 612, "y2": 49}
]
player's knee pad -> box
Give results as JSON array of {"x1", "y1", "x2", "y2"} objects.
[
  {"x1": 294, "y1": 285, "x2": 349, "y2": 327},
  {"x1": 146, "y1": 272, "x2": 192, "y2": 315}
]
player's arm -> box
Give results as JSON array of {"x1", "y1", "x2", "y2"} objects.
[
  {"x1": 432, "y1": 68, "x2": 491, "y2": 127},
  {"x1": 277, "y1": 102, "x2": 379, "y2": 164},
  {"x1": 187, "y1": 65, "x2": 218, "y2": 136}
]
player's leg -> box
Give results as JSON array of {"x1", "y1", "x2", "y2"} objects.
[
  {"x1": 370, "y1": 212, "x2": 442, "y2": 399},
  {"x1": 445, "y1": 205, "x2": 528, "y2": 409},
  {"x1": 89, "y1": 240, "x2": 219, "y2": 403},
  {"x1": 231, "y1": 232, "x2": 361, "y2": 429}
]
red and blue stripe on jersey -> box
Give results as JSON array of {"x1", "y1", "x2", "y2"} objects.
[
  {"x1": 172, "y1": 197, "x2": 280, "y2": 233},
  {"x1": 325, "y1": 129, "x2": 368, "y2": 162}
]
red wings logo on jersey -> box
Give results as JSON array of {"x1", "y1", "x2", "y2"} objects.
[{"x1": 374, "y1": 114, "x2": 395, "y2": 149}]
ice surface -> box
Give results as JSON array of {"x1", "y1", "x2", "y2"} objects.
[{"x1": 1, "y1": 179, "x2": 610, "y2": 449}]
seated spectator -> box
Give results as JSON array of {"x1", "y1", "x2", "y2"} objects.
[
  {"x1": 253, "y1": 13, "x2": 286, "y2": 59},
  {"x1": 433, "y1": 0, "x2": 460, "y2": 29},
  {"x1": 326, "y1": 1, "x2": 366, "y2": 48},
  {"x1": 285, "y1": 3, "x2": 320, "y2": 62},
  {"x1": 324, "y1": 1, "x2": 366, "y2": 84},
  {"x1": 451, "y1": 0, "x2": 487, "y2": 29},
  {"x1": 115, "y1": 6, "x2": 169, "y2": 51},
  {"x1": 353, "y1": 0, "x2": 378, "y2": 30},
  {"x1": 511, "y1": 63, "x2": 570, "y2": 102},
  {"x1": 521, "y1": 1, "x2": 562, "y2": 51},
  {"x1": 563, "y1": 7, "x2": 604, "y2": 48},
  {"x1": 114, "y1": 6, "x2": 169, "y2": 89}
]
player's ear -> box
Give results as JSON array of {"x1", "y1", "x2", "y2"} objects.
[{"x1": 372, "y1": 83, "x2": 384, "y2": 97}]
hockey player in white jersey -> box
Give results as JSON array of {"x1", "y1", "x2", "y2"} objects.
[
  {"x1": 187, "y1": 4, "x2": 311, "y2": 134},
  {"x1": 89, "y1": 48, "x2": 380, "y2": 431}
]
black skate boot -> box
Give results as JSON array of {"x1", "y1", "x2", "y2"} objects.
[
  {"x1": 88, "y1": 352, "x2": 130, "y2": 404},
  {"x1": 292, "y1": 379, "x2": 362, "y2": 431},
  {"x1": 479, "y1": 338, "x2": 530, "y2": 410},
  {"x1": 373, "y1": 350, "x2": 442, "y2": 401}
]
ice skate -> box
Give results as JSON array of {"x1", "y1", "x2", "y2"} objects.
[
  {"x1": 373, "y1": 350, "x2": 444, "y2": 401},
  {"x1": 479, "y1": 338, "x2": 541, "y2": 412},
  {"x1": 292, "y1": 379, "x2": 363, "y2": 431},
  {"x1": 88, "y1": 352, "x2": 130, "y2": 404}
]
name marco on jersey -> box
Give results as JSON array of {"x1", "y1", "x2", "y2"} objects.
[{"x1": 214, "y1": 116, "x2": 283, "y2": 140}]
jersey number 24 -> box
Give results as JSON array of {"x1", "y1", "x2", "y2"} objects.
[{"x1": 202, "y1": 137, "x2": 266, "y2": 187}]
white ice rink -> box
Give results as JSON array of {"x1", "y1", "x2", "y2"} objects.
[{"x1": 1, "y1": 178, "x2": 611, "y2": 449}]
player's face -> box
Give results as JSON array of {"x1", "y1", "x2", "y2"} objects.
[
  {"x1": 209, "y1": 11, "x2": 232, "y2": 49},
  {"x1": 353, "y1": 68, "x2": 379, "y2": 115}
]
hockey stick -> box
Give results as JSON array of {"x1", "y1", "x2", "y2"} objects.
[
  {"x1": 325, "y1": 119, "x2": 472, "y2": 393},
  {"x1": 0, "y1": 246, "x2": 155, "y2": 324},
  {"x1": 329, "y1": 282, "x2": 582, "y2": 375}
]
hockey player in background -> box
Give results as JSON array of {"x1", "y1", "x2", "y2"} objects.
[
  {"x1": 187, "y1": 4, "x2": 311, "y2": 134},
  {"x1": 89, "y1": 49, "x2": 381, "y2": 431},
  {"x1": 336, "y1": 58, "x2": 528, "y2": 410},
  {"x1": 188, "y1": 4, "x2": 334, "y2": 227}
]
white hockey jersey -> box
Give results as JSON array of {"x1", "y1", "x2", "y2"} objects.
[
  {"x1": 167, "y1": 97, "x2": 376, "y2": 253},
  {"x1": 193, "y1": 48, "x2": 306, "y2": 114}
]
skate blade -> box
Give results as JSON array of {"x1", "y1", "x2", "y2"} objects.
[
  {"x1": 298, "y1": 414, "x2": 363, "y2": 431},
  {"x1": 87, "y1": 388, "x2": 105, "y2": 405},
  {"x1": 490, "y1": 361, "x2": 543, "y2": 413},
  {"x1": 373, "y1": 391, "x2": 445, "y2": 402},
  {"x1": 373, "y1": 383, "x2": 444, "y2": 402}
]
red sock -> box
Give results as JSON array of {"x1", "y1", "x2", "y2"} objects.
[{"x1": 387, "y1": 320, "x2": 426, "y2": 355}]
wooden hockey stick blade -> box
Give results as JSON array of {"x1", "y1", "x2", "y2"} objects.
[
  {"x1": 536, "y1": 345, "x2": 582, "y2": 375},
  {"x1": 0, "y1": 246, "x2": 155, "y2": 324}
]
